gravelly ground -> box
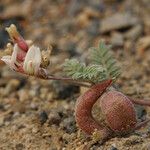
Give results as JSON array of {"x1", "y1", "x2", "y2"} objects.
[{"x1": 0, "y1": 0, "x2": 150, "y2": 149}]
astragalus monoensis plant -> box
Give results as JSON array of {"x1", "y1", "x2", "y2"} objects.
[{"x1": 1, "y1": 24, "x2": 150, "y2": 143}]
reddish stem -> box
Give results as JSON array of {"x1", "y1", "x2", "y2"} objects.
[
  {"x1": 75, "y1": 79, "x2": 112, "y2": 137},
  {"x1": 39, "y1": 75, "x2": 92, "y2": 87},
  {"x1": 129, "y1": 97, "x2": 150, "y2": 106},
  {"x1": 129, "y1": 97, "x2": 150, "y2": 131},
  {"x1": 134, "y1": 118, "x2": 150, "y2": 130}
]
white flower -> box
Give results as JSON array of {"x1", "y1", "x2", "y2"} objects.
[
  {"x1": 1, "y1": 44, "x2": 42, "y2": 76},
  {"x1": 23, "y1": 45, "x2": 41, "y2": 75},
  {"x1": 1, "y1": 44, "x2": 20, "y2": 70}
]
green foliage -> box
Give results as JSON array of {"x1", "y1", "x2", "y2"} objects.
[
  {"x1": 90, "y1": 42, "x2": 121, "y2": 80},
  {"x1": 63, "y1": 42, "x2": 121, "y2": 84},
  {"x1": 63, "y1": 59, "x2": 107, "y2": 83}
]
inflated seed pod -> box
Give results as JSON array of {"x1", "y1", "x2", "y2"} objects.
[{"x1": 99, "y1": 91, "x2": 137, "y2": 134}]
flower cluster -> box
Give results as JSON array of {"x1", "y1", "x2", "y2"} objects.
[{"x1": 1, "y1": 24, "x2": 50, "y2": 78}]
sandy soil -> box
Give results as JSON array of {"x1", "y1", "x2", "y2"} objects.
[{"x1": 0, "y1": 0, "x2": 150, "y2": 149}]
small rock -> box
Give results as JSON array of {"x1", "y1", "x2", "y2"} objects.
[
  {"x1": 48, "y1": 109, "x2": 62, "y2": 126},
  {"x1": 68, "y1": 0, "x2": 83, "y2": 16},
  {"x1": 39, "y1": 111, "x2": 48, "y2": 125},
  {"x1": 0, "y1": 116, "x2": 4, "y2": 126},
  {"x1": 122, "y1": 86, "x2": 136, "y2": 95},
  {"x1": 76, "y1": 7, "x2": 99, "y2": 28},
  {"x1": 88, "y1": 0, "x2": 105, "y2": 12},
  {"x1": 136, "y1": 36, "x2": 150, "y2": 56},
  {"x1": 111, "y1": 32, "x2": 124, "y2": 47},
  {"x1": 60, "y1": 116, "x2": 77, "y2": 133},
  {"x1": 0, "y1": 104, "x2": 4, "y2": 110},
  {"x1": 18, "y1": 89, "x2": 29, "y2": 102},
  {"x1": 141, "y1": 143, "x2": 150, "y2": 150},
  {"x1": 0, "y1": 1, "x2": 31, "y2": 19},
  {"x1": 124, "y1": 24, "x2": 143, "y2": 41},
  {"x1": 110, "y1": 145, "x2": 118, "y2": 150},
  {"x1": 123, "y1": 135, "x2": 143, "y2": 146},
  {"x1": 86, "y1": 20, "x2": 100, "y2": 36},
  {"x1": 100, "y1": 13, "x2": 140, "y2": 33},
  {"x1": 40, "y1": 88, "x2": 49, "y2": 100},
  {"x1": 29, "y1": 82, "x2": 40, "y2": 97},
  {"x1": 4, "y1": 79, "x2": 20, "y2": 96},
  {"x1": 32, "y1": 127, "x2": 39, "y2": 134},
  {"x1": 63, "y1": 41, "x2": 78, "y2": 57},
  {"x1": 30, "y1": 102, "x2": 38, "y2": 111},
  {"x1": 52, "y1": 81, "x2": 79, "y2": 99},
  {"x1": 12, "y1": 102, "x2": 26, "y2": 114},
  {"x1": 15, "y1": 143, "x2": 25, "y2": 150},
  {"x1": 134, "y1": 105, "x2": 146, "y2": 121}
]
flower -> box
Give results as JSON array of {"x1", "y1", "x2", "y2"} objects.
[
  {"x1": 1, "y1": 44, "x2": 19, "y2": 70},
  {"x1": 23, "y1": 45, "x2": 41, "y2": 75},
  {"x1": 1, "y1": 44, "x2": 45, "y2": 76},
  {"x1": 1, "y1": 24, "x2": 49, "y2": 78}
]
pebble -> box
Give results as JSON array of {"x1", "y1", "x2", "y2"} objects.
[
  {"x1": 0, "y1": 1, "x2": 31, "y2": 19},
  {"x1": 12, "y1": 102, "x2": 26, "y2": 114},
  {"x1": 30, "y1": 102, "x2": 38, "y2": 111},
  {"x1": 0, "y1": 116, "x2": 4, "y2": 126},
  {"x1": 32, "y1": 127, "x2": 39, "y2": 134},
  {"x1": 61, "y1": 41, "x2": 78, "y2": 57},
  {"x1": 124, "y1": 24, "x2": 143, "y2": 41},
  {"x1": 29, "y1": 83, "x2": 40, "y2": 97},
  {"x1": 76, "y1": 7, "x2": 99, "y2": 28},
  {"x1": 18, "y1": 89, "x2": 29, "y2": 102},
  {"x1": 134, "y1": 105, "x2": 146, "y2": 121},
  {"x1": 0, "y1": 104, "x2": 4, "y2": 110},
  {"x1": 39, "y1": 111, "x2": 48, "y2": 125},
  {"x1": 141, "y1": 143, "x2": 150, "y2": 150},
  {"x1": 123, "y1": 135, "x2": 143, "y2": 146},
  {"x1": 111, "y1": 32, "x2": 124, "y2": 47},
  {"x1": 4, "y1": 79, "x2": 20, "y2": 96},
  {"x1": 15, "y1": 143, "x2": 25, "y2": 150},
  {"x1": 122, "y1": 86, "x2": 136, "y2": 95},
  {"x1": 136, "y1": 36, "x2": 150, "y2": 55},
  {"x1": 86, "y1": 20, "x2": 100, "y2": 36},
  {"x1": 60, "y1": 116, "x2": 77, "y2": 134},
  {"x1": 40, "y1": 88, "x2": 49, "y2": 100},
  {"x1": 110, "y1": 145, "x2": 118, "y2": 150},
  {"x1": 48, "y1": 110, "x2": 62, "y2": 126},
  {"x1": 100, "y1": 13, "x2": 140, "y2": 33},
  {"x1": 52, "y1": 81, "x2": 79, "y2": 99},
  {"x1": 67, "y1": 0, "x2": 83, "y2": 16}
]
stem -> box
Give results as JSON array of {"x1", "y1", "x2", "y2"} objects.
[
  {"x1": 39, "y1": 75, "x2": 92, "y2": 88},
  {"x1": 129, "y1": 97, "x2": 150, "y2": 106},
  {"x1": 134, "y1": 118, "x2": 150, "y2": 130}
]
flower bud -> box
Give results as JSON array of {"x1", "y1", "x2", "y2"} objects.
[{"x1": 6, "y1": 24, "x2": 28, "y2": 52}]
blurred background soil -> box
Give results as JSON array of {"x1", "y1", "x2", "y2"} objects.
[{"x1": 0, "y1": 0, "x2": 150, "y2": 149}]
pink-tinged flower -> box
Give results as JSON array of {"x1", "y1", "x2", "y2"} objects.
[
  {"x1": 1, "y1": 24, "x2": 48, "y2": 78},
  {"x1": 1, "y1": 44, "x2": 46, "y2": 77}
]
